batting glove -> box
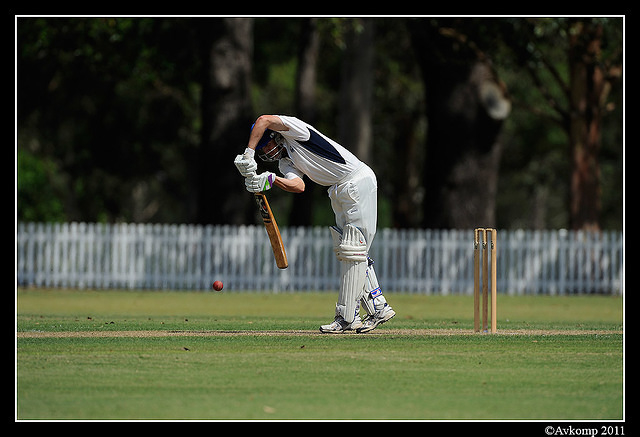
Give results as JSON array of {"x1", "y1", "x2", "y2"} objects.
[
  {"x1": 234, "y1": 153, "x2": 258, "y2": 177},
  {"x1": 245, "y1": 171, "x2": 276, "y2": 193}
]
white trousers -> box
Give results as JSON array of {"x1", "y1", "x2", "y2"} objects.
[{"x1": 327, "y1": 164, "x2": 378, "y2": 250}]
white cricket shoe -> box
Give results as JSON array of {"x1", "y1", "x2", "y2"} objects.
[
  {"x1": 356, "y1": 304, "x2": 396, "y2": 333},
  {"x1": 319, "y1": 315, "x2": 363, "y2": 334}
]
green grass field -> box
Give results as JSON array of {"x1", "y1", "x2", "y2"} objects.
[{"x1": 16, "y1": 289, "x2": 624, "y2": 421}]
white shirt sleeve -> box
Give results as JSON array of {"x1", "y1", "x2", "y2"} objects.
[
  {"x1": 278, "y1": 157, "x2": 304, "y2": 180},
  {"x1": 276, "y1": 115, "x2": 311, "y2": 142}
]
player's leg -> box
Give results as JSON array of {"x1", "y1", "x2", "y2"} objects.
[
  {"x1": 349, "y1": 167, "x2": 395, "y2": 333},
  {"x1": 320, "y1": 224, "x2": 367, "y2": 333}
]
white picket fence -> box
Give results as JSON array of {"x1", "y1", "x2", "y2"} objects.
[{"x1": 16, "y1": 222, "x2": 624, "y2": 295}]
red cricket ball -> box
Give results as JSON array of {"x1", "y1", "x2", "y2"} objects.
[{"x1": 212, "y1": 280, "x2": 223, "y2": 291}]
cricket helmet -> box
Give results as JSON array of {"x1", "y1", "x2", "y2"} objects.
[{"x1": 251, "y1": 123, "x2": 286, "y2": 162}]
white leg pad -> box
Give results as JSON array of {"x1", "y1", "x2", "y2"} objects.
[
  {"x1": 337, "y1": 259, "x2": 367, "y2": 323},
  {"x1": 334, "y1": 225, "x2": 368, "y2": 324}
]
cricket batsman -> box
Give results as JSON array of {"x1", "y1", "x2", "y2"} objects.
[{"x1": 234, "y1": 115, "x2": 395, "y2": 333}]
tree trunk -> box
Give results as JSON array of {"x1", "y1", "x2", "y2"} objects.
[
  {"x1": 568, "y1": 21, "x2": 605, "y2": 231},
  {"x1": 196, "y1": 18, "x2": 254, "y2": 225},
  {"x1": 338, "y1": 19, "x2": 375, "y2": 164},
  {"x1": 289, "y1": 18, "x2": 320, "y2": 226},
  {"x1": 410, "y1": 22, "x2": 510, "y2": 229}
]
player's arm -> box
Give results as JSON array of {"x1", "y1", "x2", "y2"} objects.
[
  {"x1": 245, "y1": 173, "x2": 305, "y2": 194},
  {"x1": 236, "y1": 115, "x2": 288, "y2": 176},
  {"x1": 244, "y1": 159, "x2": 305, "y2": 194},
  {"x1": 274, "y1": 175, "x2": 305, "y2": 193},
  {"x1": 247, "y1": 115, "x2": 289, "y2": 151}
]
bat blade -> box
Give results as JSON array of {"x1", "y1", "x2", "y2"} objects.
[{"x1": 254, "y1": 192, "x2": 288, "y2": 269}]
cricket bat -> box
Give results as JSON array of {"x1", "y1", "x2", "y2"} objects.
[{"x1": 254, "y1": 192, "x2": 288, "y2": 269}]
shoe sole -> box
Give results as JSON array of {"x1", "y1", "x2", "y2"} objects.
[
  {"x1": 319, "y1": 328, "x2": 347, "y2": 334},
  {"x1": 319, "y1": 325, "x2": 362, "y2": 334},
  {"x1": 356, "y1": 310, "x2": 396, "y2": 334}
]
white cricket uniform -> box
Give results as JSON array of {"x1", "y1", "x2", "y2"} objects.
[{"x1": 274, "y1": 115, "x2": 378, "y2": 249}]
